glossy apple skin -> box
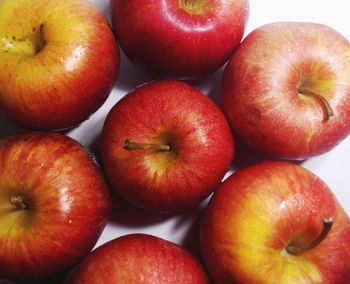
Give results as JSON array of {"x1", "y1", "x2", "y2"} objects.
[
  {"x1": 101, "y1": 80, "x2": 234, "y2": 213},
  {"x1": 0, "y1": 132, "x2": 111, "y2": 281},
  {"x1": 200, "y1": 161, "x2": 350, "y2": 284},
  {"x1": 0, "y1": 0, "x2": 119, "y2": 130},
  {"x1": 222, "y1": 22, "x2": 350, "y2": 160},
  {"x1": 69, "y1": 233, "x2": 210, "y2": 284},
  {"x1": 110, "y1": 0, "x2": 249, "y2": 77}
]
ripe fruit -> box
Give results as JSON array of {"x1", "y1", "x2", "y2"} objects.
[
  {"x1": 0, "y1": 0, "x2": 119, "y2": 130},
  {"x1": 110, "y1": 0, "x2": 249, "y2": 77},
  {"x1": 0, "y1": 132, "x2": 111, "y2": 281},
  {"x1": 222, "y1": 22, "x2": 350, "y2": 160},
  {"x1": 69, "y1": 234, "x2": 210, "y2": 284},
  {"x1": 101, "y1": 80, "x2": 234, "y2": 213},
  {"x1": 201, "y1": 161, "x2": 350, "y2": 283}
]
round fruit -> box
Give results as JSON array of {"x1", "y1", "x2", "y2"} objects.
[
  {"x1": 222, "y1": 22, "x2": 350, "y2": 160},
  {"x1": 201, "y1": 161, "x2": 350, "y2": 283},
  {"x1": 0, "y1": 0, "x2": 119, "y2": 130},
  {"x1": 101, "y1": 80, "x2": 234, "y2": 213},
  {"x1": 69, "y1": 234, "x2": 210, "y2": 284},
  {"x1": 111, "y1": 0, "x2": 249, "y2": 77},
  {"x1": 0, "y1": 132, "x2": 111, "y2": 281}
]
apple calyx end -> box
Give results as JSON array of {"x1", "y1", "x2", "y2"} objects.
[
  {"x1": 9, "y1": 195, "x2": 28, "y2": 211},
  {"x1": 286, "y1": 217, "x2": 333, "y2": 255},
  {"x1": 123, "y1": 139, "x2": 171, "y2": 152},
  {"x1": 298, "y1": 86, "x2": 334, "y2": 121}
]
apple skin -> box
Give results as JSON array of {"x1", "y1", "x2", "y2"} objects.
[
  {"x1": 110, "y1": 0, "x2": 249, "y2": 77},
  {"x1": 200, "y1": 161, "x2": 350, "y2": 284},
  {"x1": 0, "y1": 132, "x2": 111, "y2": 281},
  {"x1": 69, "y1": 233, "x2": 210, "y2": 284},
  {"x1": 222, "y1": 22, "x2": 350, "y2": 160},
  {"x1": 0, "y1": 0, "x2": 119, "y2": 130},
  {"x1": 100, "y1": 80, "x2": 234, "y2": 213}
]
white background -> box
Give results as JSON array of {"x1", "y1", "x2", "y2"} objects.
[{"x1": 0, "y1": 0, "x2": 349, "y2": 257}]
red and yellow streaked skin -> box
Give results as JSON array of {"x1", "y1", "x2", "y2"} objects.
[
  {"x1": 111, "y1": 0, "x2": 249, "y2": 77},
  {"x1": 222, "y1": 22, "x2": 350, "y2": 159},
  {"x1": 200, "y1": 161, "x2": 350, "y2": 284},
  {"x1": 101, "y1": 80, "x2": 234, "y2": 213},
  {"x1": 69, "y1": 234, "x2": 210, "y2": 284},
  {"x1": 0, "y1": 0, "x2": 119, "y2": 130},
  {"x1": 0, "y1": 132, "x2": 111, "y2": 281}
]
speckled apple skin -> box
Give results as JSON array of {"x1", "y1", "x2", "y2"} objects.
[
  {"x1": 69, "y1": 234, "x2": 210, "y2": 284},
  {"x1": 101, "y1": 80, "x2": 234, "y2": 213},
  {"x1": 201, "y1": 161, "x2": 350, "y2": 284},
  {"x1": 0, "y1": 132, "x2": 111, "y2": 281},
  {"x1": 222, "y1": 22, "x2": 350, "y2": 160},
  {"x1": 111, "y1": 0, "x2": 248, "y2": 77},
  {"x1": 0, "y1": 0, "x2": 119, "y2": 130}
]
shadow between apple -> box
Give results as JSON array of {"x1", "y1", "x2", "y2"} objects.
[
  {"x1": 174, "y1": 199, "x2": 209, "y2": 255},
  {"x1": 113, "y1": 46, "x2": 228, "y2": 99},
  {"x1": 0, "y1": 267, "x2": 72, "y2": 284},
  {"x1": 105, "y1": 170, "x2": 214, "y2": 231},
  {"x1": 0, "y1": 113, "x2": 25, "y2": 139},
  {"x1": 172, "y1": 196, "x2": 216, "y2": 284},
  {"x1": 230, "y1": 131, "x2": 304, "y2": 170},
  {"x1": 107, "y1": 189, "x2": 173, "y2": 228},
  {"x1": 113, "y1": 48, "x2": 161, "y2": 93}
]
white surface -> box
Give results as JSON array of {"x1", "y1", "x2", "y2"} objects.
[{"x1": 0, "y1": 0, "x2": 349, "y2": 255}]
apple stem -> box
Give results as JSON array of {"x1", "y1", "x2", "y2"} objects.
[
  {"x1": 298, "y1": 86, "x2": 334, "y2": 120},
  {"x1": 9, "y1": 196, "x2": 28, "y2": 211},
  {"x1": 35, "y1": 23, "x2": 46, "y2": 54},
  {"x1": 123, "y1": 139, "x2": 171, "y2": 152},
  {"x1": 286, "y1": 217, "x2": 333, "y2": 255}
]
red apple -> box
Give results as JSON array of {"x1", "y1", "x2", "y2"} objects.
[
  {"x1": 100, "y1": 80, "x2": 234, "y2": 213},
  {"x1": 110, "y1": 0, "x2": 249, "y2": 77},
  {"x1": 222, "y1": 22, "x2": 350, "y2": 160},
  {"x1": 0, "y1": 0, "x2": 119, "y2": 130},
  {"x1": 200, "y1": 161, "x2": 350, "y2": 283},
  {"x1": 69, "y1": 233, "x2": 210, "y2": 283},
  {"x1": 0, "y1": 132, "x2": 111, "y2": 281}
]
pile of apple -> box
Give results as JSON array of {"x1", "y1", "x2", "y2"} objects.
[{"x1": 1, "y1": 0, "x2": 350, "y2": 283}]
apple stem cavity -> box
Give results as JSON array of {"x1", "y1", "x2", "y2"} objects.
[
  {"x1": 9, "y1": 195, "x2": 28, "y2": 211},
  {"x1": 286, "y1": 217, "x2": 333, "y2": 255},
  {"x1": 298, "y1": 86, "x2": 334, "y2": 120},
  {"x1": 181, "y1": 0, "x2": 207, "y2": 14},
  {"x1": 34, "y1": 23, "x2": 46, "y2": 54},
  {"x1": 123, "y1": 139, "x2": 170, "y2": 152}
]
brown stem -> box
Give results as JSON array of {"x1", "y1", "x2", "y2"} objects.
[
  {"x1": 298, "y1": 86, "x2": 334, "y2": 120},
  {"x1": 9, "y1": 195, "x2": 28, "y2": 210},
  {"x1": 123, "y1": 139, "x2": 170, "y2": 152},
  {"x1": 286, "y1": 217, "x2": 333, "y2": 255},
  {"x1": 35, "y1": 23, "x2": 46, "y2": 54}
]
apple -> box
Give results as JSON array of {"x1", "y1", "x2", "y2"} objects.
[
  {"x1": 0, "y1": 132, "x2": 111, "y2": 281},
  {"x1": 0, "y1": 0, "x2": 119, "y2": 130},
  {"x1": 222, "y1": 22, "x2": 350, "y2": 160},
  {"x1": 200, "y1": 161, "x2": 350, "y2": 283},
  {"x1": 110, "y1": 0, "x2": 249, "y2": 77},
  {"x1": 100, "y1": 80, "x2": 234, "y2": 213},
  {"x1": 68, "y1": 233, "x2": 210, "y2": 283}
]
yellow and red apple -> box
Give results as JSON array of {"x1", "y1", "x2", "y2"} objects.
[
  {"x1": 100, "y1": 80, "x2": 234, "y2": 213},
  {"x1": 0, "y1": 132, "x2": 111, "y2": 281},
  {"x1": 0, "y1": 0, "x2": 119, "y2": 130},
  {"x1": 222, "y1": 22, "x2": 350, "y2": 159},
  {"x1": 200, "y1": 161, "x2": 350, "y2": 283}
]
